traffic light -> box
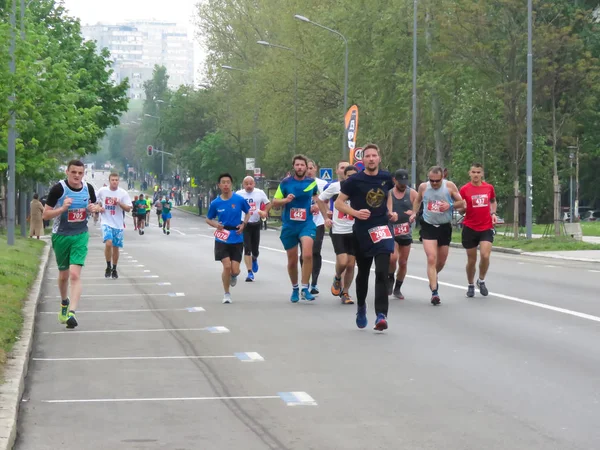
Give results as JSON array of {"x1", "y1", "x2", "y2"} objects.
[{"x1": 147, "y1": 145, "x2": 153, "y2": 156}]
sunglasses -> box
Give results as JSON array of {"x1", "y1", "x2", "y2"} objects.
[{"x1": 429, "y1": 178, "x2": 442, "y2": 183}]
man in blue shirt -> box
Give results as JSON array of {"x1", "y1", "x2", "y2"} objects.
[
  {"x1": 206, "y1": 173, "x2": 251, "y2": 304},
  {"x1": 272, "y1": 154, "x2": 329, "y2": 303}
]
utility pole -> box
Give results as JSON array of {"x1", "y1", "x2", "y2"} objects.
[
  {"x1": 7, "y1": 0, "x2": 17, "y2": 245},
  {"x1": 525, "y1": 0, "x2": 534, "y2": 239}
]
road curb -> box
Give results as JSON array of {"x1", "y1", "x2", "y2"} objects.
[
  {"x1": 0, "y1": 242, "x2": 50, "y2": 450},
  {"x1": 519, "y1": 252, "x2": 600, "y2": 264}
]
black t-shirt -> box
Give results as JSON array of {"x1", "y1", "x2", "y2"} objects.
[
  {"x1": 340, "y1": 170, "x2": 393, "y2": 220},
  {"x1": 46, "y1": 181, "x2": 97, "y2": 208}
]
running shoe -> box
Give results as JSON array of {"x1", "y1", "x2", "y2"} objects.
[
  {"x1": 331, "y1": 276, "x2": 342, "y2": 296},
  {"x1": 105, "y1": 267, "x2": 111, "y2": 278},
  {"x1": 163, "y1": 228, "x2": 166, "y2": 234},
  {"x1": 431, "y1": 294, "x2": 441, "y2": 306},
  {"x1": 230, "y1": 274, "x2": 238, "y2": 287},
  {"x1": 356, "y1": 305, "x2": 368, "y2": 329},
  {"x1": 111, "y1": 268, "x2": 118, "y2": 279},
  {"x1": 392, "y1": 281, "x2": 404, "y2": 300},
  {"x1": 138, "y1": 229, "x2": 142, "y2": 235},
  {"x1": 466, "y1": 284, "x2": 475, "y2": 298},
  {"x1": 222, "y1": 293, "x2": 232, "y2": 304},
  {"x1": 66, "y1": 311, "x2": 78, "y2": 329},
  {"x1": 477, "y1": 280, "x2": 489, "y2": 296},
  {"x1": 301, "y1": 288, "x2": 315, "y2": 301},
  {"x1": 290, "y1": 288, "x2": 300, "y2": 303},
  {"x1": 252, "y1": 258, "x2": 259, "y2": 273},
  {"x1": 374, "y1": 313, "x2": 388, "y2": 331},
  {"x1": 387, "y1": 274, "x2": 394, "y2": 296},
  {"x1": 245, "y1": 272, "x2": 254, "y2": 282},
  {"x1": 58, "y1": 300, "x2": 70, "y2": 324},
  {"x1": 167, "y1": 231, "x2": 170, "y2": 235},
  {"x1": 340, "y1": 292, "x2": 354, "y2": 305},
  {"x1": 310, "y1": 285, "x2": 319, "y2": 295}
]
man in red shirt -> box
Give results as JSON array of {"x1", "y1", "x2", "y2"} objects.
[{"x1": 459, "y1": 163, "x2": 498, "y2": 297}]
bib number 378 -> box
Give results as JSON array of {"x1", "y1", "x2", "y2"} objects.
[
  {"x1": 368, "y1": 225, "x2": 392, "y2": 244},
  {"x1": 67, "y1": 208, "x2": 87, "y2": 223},
  {"x1": 214, "y1": 229, "x2": 230, "y2": 241}
]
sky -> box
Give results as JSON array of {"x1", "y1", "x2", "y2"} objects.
[{"x1": 61, "y1": 0, "x2": 205, "y2": 82}]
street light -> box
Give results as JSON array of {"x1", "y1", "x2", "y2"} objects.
[
  {"x1": 525, "y1": 0, "x2": 534, "y2": 238},
  {"x1": 144, "y1": 114, "x2": 168, "y2": 179},
  {"x1": 568, "y1": 140, "x2": 579, "y2": 221},
  {"x1": 294, "y1": 14, "x2": 348, "y2": 159},
  {"x1": 411, "y1": 0, "x2": 418, "y2": 189},
  {"x1": 257, "y1": 40, "x2": 298, "y2": 153}
]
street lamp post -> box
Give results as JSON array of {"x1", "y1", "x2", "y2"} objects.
[
  {"x1": 569, "y1": 153, "x2": 574, "y2": 223},
  {"x1": 294, "y1": 14, "x2": 348, "y2": 159},
  {"x1": 411, "y1": 0, "x2": 418, "y2": 189},
  {"x1": 568, "y1": 140, "x2": 579, "y2": 220},
  {"x1": 257, "y1": 40, "x2": 298, "y2": 154},
  {"x1": 6, "y1": 0, "x2": 17, "y2": 245},
  {"x1": 525, "y1": 0, "x2": 534, "y2": 238}
]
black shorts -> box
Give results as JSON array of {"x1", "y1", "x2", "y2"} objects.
[
  {"x1": 137, "y1": 213, "x2": 146, "y2": 220},
  {"x1": 156, "y1": 210, "x2": 162, "y2": 215},
  {"x1": 420, "y1": 220, "x2": 452, "y2": 246},
  {"x1": 243, "y1": 222, "x2": 261, "y2": 257},
  {"x1": 461, "y1": 225, "x2": 494, "y2": 249},
  {"x1": 394, "y1": 237, "x2": 413, "y2": 247},
  {"x1": 214, "y1": 241, "x2": 243, "y2": 263},
  {"x1": 330, "y1": 233, "x2": 356, "y2": 256}
]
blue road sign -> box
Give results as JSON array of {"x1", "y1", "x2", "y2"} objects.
[{"x1": 320, "y1": 168, "x2": 333, "y2": 181}]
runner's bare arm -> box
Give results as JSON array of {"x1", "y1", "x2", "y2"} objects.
[
  {"x1": 314, "y1": 195, "x2": 329, "y2": 219},
  {"x1": 410, "y1": 184, "x2": 425, "y2": 221},
  {"x1": 387, "y1": 191, "x2": 398, "y2": 222},
  {"x1": 271, "y1": 185, "x2": 293, "y2": 207},
  {"x1": 205, "y1": 217, "x2": 224, "y2": 230},
  {"x1": 42, "y1": 198, "x2": 71, "y2": 220},
  {"x1": 334, "y1": 192, "x2": 354, "y2": 217},
  {"x1": 119, "y1": 201, "x2": 132, "y2": 213},
  {"x1": 448, "y1": 182, "x2": 466, "y2": 212}
]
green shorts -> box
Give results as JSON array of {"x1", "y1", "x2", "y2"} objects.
[{"x1": 52, "y1": 232, "x2": 89, "y2": 271}]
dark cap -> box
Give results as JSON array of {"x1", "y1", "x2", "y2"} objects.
[{"x1": 393, "y1": 169, "x2": 409, "y2": 185}]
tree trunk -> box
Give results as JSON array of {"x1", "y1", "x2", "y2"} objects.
[
  {"x1": 552, "y1": 91, "x2": 561, "y2": 236},
  {"x1": 425, "y1": 6, "x2": 444, "y2": 167},
  {"x1": 513, "y1": 179, "x2": 519, "y2": 239}
]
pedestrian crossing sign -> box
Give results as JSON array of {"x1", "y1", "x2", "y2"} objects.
[{"x1": 320, "y1": 168, "x2": 333, "y2": 180}]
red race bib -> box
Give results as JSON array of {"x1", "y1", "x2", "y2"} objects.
[
  {"x1": 427, "y1": 200, "x2": 443, "y2": 213},
  {"x1": 393, "y1": 223, "x2": 410, "y2": 236},
  {"x1": 105, "y1": 197, "x2": 117, "y2": 206},
  {"x1": 214, "y1": 229, "x2": 231, "y2": 241},
  {"x1": 368, "y1": 225, "x2": 392, "y2": 244},
  {"x1": 248, "y1": 201, "x2": 256, "y2": 211},
  {"x1": 290, "y1": 208, "x2": 307, "y2": 221},
  {"x1": 471, "y1": 194, "x2": 489, "y2": 208},
  {"x1": 67, "y1": 208, "x2": 87, "y2": 223},
  {"x1": 337, "y1": 210, "x2": 353, "y2": 220}
]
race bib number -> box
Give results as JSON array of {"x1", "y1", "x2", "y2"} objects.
[
  {"x1": 214, "y1": 229, "x2": 230, "y2": 241},
  {"x1": 105, "y1": 197, "x2": 117, "y2": 206},
  {"x1": 368, "y1": 225, "x2": 392, "y2": 244},
  {"x1": 290, "y1": 208, "x2": 307, "y2": 221},
  {"x1": 248, "y1": 201, "x2": 256, "y2": 211},
  {"x1": 393, "y1": 223, "x2": 410, "y2": 236},
  {"x1": 337, "y1": 210, "x2": 353, "y2": 220},
  {"x1": 427, "y1": 201, "x2": 444, "y2": 213},
  {"x1": 471, "y1": 194, "x2": 489, "y2": 208},
  {"x1": 67, "y1": 208, "x2": 87, "y2": 223}
]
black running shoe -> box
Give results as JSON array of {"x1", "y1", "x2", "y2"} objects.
[
  {"x1": 105, "y1": 267, "x2": 111, "y2": 278},
  {"x1": 431, "y1": 294, "x2": 441, "y2": 306},
  {"x1": 111, "y1": 268, "x2": 118, "y2": 279},
  {"x1": 66, "y1": 312, "x2": 78, "y2": 329},
  {"x1": 477, "y1": 280, "x2": 489, "y2": 296},
  {"x1": 466, "y1": 284, "x2": 475, "y2": 298}
]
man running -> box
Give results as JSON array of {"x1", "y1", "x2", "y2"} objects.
[
  {"x1": 145, "y1": 195, "x2": 152, "y2": 225},
  {"x1": 388, "y1": 169, "x2": 418, "y2": 299},
  {"x1": 42, "y1": 160, "x2": 99, "y2": 328},
  {"x1": 459, "y1": 163, "x2": 497, "y2": 297},
  {"x1": 303, "y1": 160, "x2": 329, "y2": 294},
  {"x1": 161, "y1": 195, "x2": 173, "y2": 235},
  {"x1": 410, "y1": 166, "x2": 465, "y2": 305},
  {"x1": 96, "y1": 172, "x2": 132, "y2": 280},
  {"x1": 134, "y1": 194, "x2": 147, "y2": 235},
  {"x1": 319, "y1": 163, "x2": 358, "y2": 304},
  {"x1": 272, "y1": 154, "x2": 329, "y2": 303},
  {"x1": 236, "y1": 176, "x2": 271, "y2": 282},
  {"x1": 206, "y1": 173, "x2": 251, "y2": 304},
  {"x1": 154, "y1": 196, "x2": 163, "y2": 227},
  {"x1": 335, "y1": 144, "x2": 397, "y2": 331},
  {"x1": 132, "y1": 195, "x2": 139, "y2": 230}
]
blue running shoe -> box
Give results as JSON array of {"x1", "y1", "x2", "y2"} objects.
[
  {"x1": 252, "y1": 258, "x2": 259, "y2": 273},
  {"x1": 356, "y1": 305, "x2": 367, "y2": 329},
  {"x1": 374, "y1": 313, "x2": 388, "y2": 331},
  {"x1": 301, "y1": 288, "x2": 315, "y2": 301},
  {"x1": 245, "y1": 272, "x2": 254, "y2": 282},
  {"x1": 290, "y1": 288, "x2": 300, "y2": 303}
]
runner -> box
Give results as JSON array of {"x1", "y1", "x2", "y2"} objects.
[
  {"x1": 388, "y1": 169, "x2": 418, "y2": 299},
  {"x1": 319, "y1": 162, "x2": 358, "y2": 304},
  {"x1": 459, "y1": 163, "x2": 497, "y2": 297},
  {"x1": 161, "y1": 195, "x2": 173, "y2": 235},
  {"x1": 42, "y1": 160, "x2": 99, "y2": 328},
  {"x1": 410, "y1": 166, "x2": 465, "y2": 305},
  {"x1": 96, "y1": 172, "x2": 132, "y2": 279},
  {"x1": 132, "y1": 195, "x2": 139, "y2": 230},
  {"x1": 335, "y1": 144, "x2": 397, "y2": 331},
  {"x1": 272, "y1": 154, "x2": 329, "y2": 302},
  {"x1": 302, "y1": 160, "x2": 328, "y2": 294},
  {"x1": 134, "y1": 193, "x2": 147, "y2": 235},
  {"x1": 206, "y1": 173, "x2": 251, "y2": 304},
  {"x1": 235, "y1": 176, "x2": 272, "y2": 281},
  {"x1": 154, "y1": 196, "x2": 163, "y2": 227},
  {"x1": 145, "y1": 195, "x2": 152, "y2": 225}
]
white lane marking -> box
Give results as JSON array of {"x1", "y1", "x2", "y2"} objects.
[
  {"x1": 47, "y1": 276, "x2": 159, "y2": 280},
  {"x1": 545, "y1": 265, "x2": 556, "y2": 268},
  {"x1": 589, "y1": 270, "x2": 600, "y2": 273},
  {"x1": 235, "y1": 352, "x2": 265, "y2": 362},
  {"x1": 43, "y1": 395, "x2": 280, "y2": 404},
  {"x1": 172, "y1": 228, "x2": 185, "y2": 235},
  {"x1": 189, "y1": 227, "x2": 200, "y2": 230},
  {"x1": 43, "y1": 327, "x2": 223, "y2": 335},
  {"x1": 79, "y1": 282, "x2": 170, "y2": 287},
  {"x1": 45, "y1": 293, "x2": 182, "y2": 299},
  {"x1": 40, "y1": 307, "x2": 202, "y2": 314},
  {"x1": 34, "y1": 355, "x2": 235, "y2": 362},
  {"x1": 143, "y1": 270, "x2": 151, "y2": 272},
  {"x1": 74, "y1": 264, "x2": 145, "y2": 268}
]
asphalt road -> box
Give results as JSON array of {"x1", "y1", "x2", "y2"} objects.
[{"x1": 16, "y1": 172, "x2": 600, "y2": 450}]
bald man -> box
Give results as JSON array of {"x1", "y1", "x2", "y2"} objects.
[{"x1": 236, "y1": 177, "x2": 272, "y2": 281}]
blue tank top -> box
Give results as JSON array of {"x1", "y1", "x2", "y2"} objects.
[
  {"x1": 52, "y1": 180, "x2": 90, "y2": 235},
  {"x1": 422, "y1": 180, "x2": 453, "y2": 225}
]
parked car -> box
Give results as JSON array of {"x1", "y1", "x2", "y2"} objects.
[{"x1": 581, "y1": 210, "x2": 600, "y2": 221}]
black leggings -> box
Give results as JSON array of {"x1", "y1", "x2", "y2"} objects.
[
  {"x1": 243, "y1": 222, "x2": 261, "y2": 257},
  {"x1": 300, "y1": 225, "x2": 325, "y2": 285},
  {"x1": 355, "y1": 253, "x2": 390, "y2": 316}
]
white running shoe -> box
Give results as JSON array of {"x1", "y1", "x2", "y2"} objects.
[
  {"x1": 230, "y1": 275, "x2": 238, "y2": 287},
  {"x1": 222, "y1": 294, "x2": 232, "y2": 304}
]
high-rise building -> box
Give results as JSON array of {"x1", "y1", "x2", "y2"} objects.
[{"x1": 81, "y1": 21, "x2": 194, "y2": 99}]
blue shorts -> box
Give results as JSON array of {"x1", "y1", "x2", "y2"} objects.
[
  {"x1": 280, "y1": 221, "x2": 316, "y2": 250},
  {"x1": 102, "y1": 225, "x2": 124, "y2": 248},
  {"x1": 162, "y1": 212, "x2": 172, "y2": 220}
]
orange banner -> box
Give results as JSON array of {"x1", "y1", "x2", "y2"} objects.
[{"x1": 345, "y1": 105, "x2": 359, "y2": 164}]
